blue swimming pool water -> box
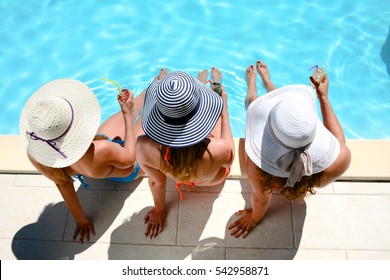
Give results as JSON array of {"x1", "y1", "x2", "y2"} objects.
[{"x1": 0, "y1": 0, "x2": 389, "y2": 139}]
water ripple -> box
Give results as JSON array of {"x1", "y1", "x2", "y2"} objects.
[{"x1": 0, "y1": 0, "x2": 389, "y2": 139}]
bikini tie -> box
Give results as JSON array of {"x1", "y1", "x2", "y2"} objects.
[
  {"x1": 165, "y1": 146, "x2": 197, "y2": 200},
  {"x1": 73, "y1": 174, "x2": 90, "y2": 188},
  {"x1": 176, "y1": 182, "x2": 196, "y2": 200}
]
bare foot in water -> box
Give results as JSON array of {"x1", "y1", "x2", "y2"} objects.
[
  {"x1": 211, "y1": 67, "x2": 222, "y2": 83},
  {"x1": 135, "y1": 68, "x2": 168, "y2": 112},
  {"x1": 138, "y1": 68, "x2": 168, "y2": 108},
  {"x1": 197, "y1": 69, "x2": 208, "y2": 84},
  {"x1": 246, "y1": 65, "x2": 257, "y2": 87},
  {"x1": 210, "y1": 67, "x2": 223, "y2": 96},
  {"x1": 153, "y1": 68, "x2": 169, "y2": 82},
  {"x1": 256, "y1": 60, "x2": 276, "y2": 92},
  {"x1": 245, "y1": 65, "x2": 257, "y2": 109}
]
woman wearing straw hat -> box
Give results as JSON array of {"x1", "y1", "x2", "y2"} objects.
[
  {"x1": 137, "y1": 68, "x2": 235, "y2": 239},
  {"x1": 19, "y1": 74, "x2": 160, "y2": 243},
  {"x1": 228, "y1": 61, "x2": 351, "y2": 238}
]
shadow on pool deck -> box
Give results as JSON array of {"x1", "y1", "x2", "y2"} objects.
[
  {"x1": 3, "y1": 137, "x2": 389, "y2": 260},
  {"x1": 11, "y1": 177, "x2": 141, "y2": 260},
  {"x1": 107, "y1": 186, "x2": 306, "y2": 260},
  {"x1": 10, "y1": 177, "x2": 306, "y2": 260}
]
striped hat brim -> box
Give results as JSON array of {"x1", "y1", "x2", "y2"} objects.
[{"x1": 142, "y1": 73, "x2": 223, "y2": 147}]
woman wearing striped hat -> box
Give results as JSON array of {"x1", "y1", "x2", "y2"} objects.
[{"x1": 137, "y1": 68, "x2": 235, "y2": 239}]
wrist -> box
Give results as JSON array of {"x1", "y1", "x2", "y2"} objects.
[
  {"x1": 249, "y1": 214, "x2": 259, "y2": 226},
  {"x1": 318, "y1": 95, "x2": 330, "y2": 104},
  {"x1": 154, "y1": 206, "x2": 166, "y2": 215},
  {"x1": 249, "y1": 212, "x2": 261, "y2": 225},
  {"x1": 221, "y1": 103, "x2": 228, "y2": 114},
  {"x1": 74, "y1": 213, "x2": 87, "y2": 221},
  {"x1": 122, "y1": 111, "x2": 134, "y2": 120}
]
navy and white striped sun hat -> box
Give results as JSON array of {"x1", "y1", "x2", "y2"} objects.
[{"x1": 142, "y1": 71, "x2": 224, "y2": 147}]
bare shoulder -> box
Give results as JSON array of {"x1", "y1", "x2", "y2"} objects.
[
  {"x1": 136, "y1": 135, "x2": 157, "y2": 152},
  {"x1": 322, "y1": 143, "x2": 351, "y2": 185},
  {"x1": 84, "y1": 140, "x2": 117, "y2": 170},
  {"x1": 207, "y1": 138, "x2": 234, "y2": 164},
  {"x1": 136, "y1": 135, "x2": 160, "y2": 163},
  {"x1": 27, "y1": 153, "x2": 70, "y2": 185},
  {"x1": 91, "y1": 139, "x2": 112, "y2": 157}
]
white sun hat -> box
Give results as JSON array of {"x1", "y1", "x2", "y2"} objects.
[
  {"x1": 142, "y1": 71, "x2": 223, "y2": 147},
  {"x1": 19, "y1": 78, "x2": 101, "y2": 168},
  {"x1": 245, "y1": 84, "x2": 340, "y2": 187}
]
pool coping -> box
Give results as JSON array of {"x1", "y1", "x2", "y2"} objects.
[{"x1": 0, "y1": 135, "x2": 389, "y2": 181}]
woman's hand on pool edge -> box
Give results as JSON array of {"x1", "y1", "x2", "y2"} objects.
[
  {"x1": 228, "y1": 209, "x2": 258, "y2": 239},
  {"x1": 144, "y1": 207, "x2": 166, "y2": 239},
  {"x1": 72, "y1": 216, "x2": 95, "y2": 244}
]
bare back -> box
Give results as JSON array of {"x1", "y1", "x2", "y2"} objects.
[
  {"x1": 137, "y1": 135, "x2": 233, "y2": 185},
  {"x1": 70, "y1": 139, "x2": 138, "y2": 178}
]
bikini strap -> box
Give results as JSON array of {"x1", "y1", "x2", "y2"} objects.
[
  {"x1": 73, "y1": 174, "x2": 90, "y2": 188},
  {"x1": 94, "y1": 133, "x2": 110, "y2": 141},
  {"x1": 176, "y1": 181, "x2": 196, "y2": 200},
  {"x1": 164, "y1": 146, "x2": 173, "y2": 167}
]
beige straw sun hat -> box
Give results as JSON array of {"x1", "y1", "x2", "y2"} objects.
[{"x1": 19, "y1": 78, "x2": 100, "y2": 168}]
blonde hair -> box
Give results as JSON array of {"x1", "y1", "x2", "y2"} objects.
[{"x1": 160, "y1": 139, "x2": 211, "y2": 182}]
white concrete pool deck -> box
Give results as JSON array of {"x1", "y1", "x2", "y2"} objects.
[{"x1": 0, "y1": 136, "x2": 389, "y2": 260}]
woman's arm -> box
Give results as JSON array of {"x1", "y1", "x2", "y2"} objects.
[
  {"x1": 312, "y1": 75, "x2": 346, "y2": 145},
  {"x1": 143, "y1": 169, "x2": 167, "y2": 239},
  {"x1": 121, "y1": 90, "x2": 137, "y2": 165},
  {"x1": 228, "y1": 157, "x2": 271, "y2": 238},
  {"x1": 55, "y1": 180, "x2": 95, "y2": 243},
  {"x1": 311, "y1": 75, "x2": 351, "y2": 183},
  {"x1": 219, "y1": 85, "x2": 235, "y2": 166},
  {"x1": 96, "y1": 91, "x2": 138, "y2": 171},
  {"x1": 136, "y1": 135, "x2": 168, "y2": 239},
  {"x1": 28, "y1": 155, "x2": 94, "y2": 243}
]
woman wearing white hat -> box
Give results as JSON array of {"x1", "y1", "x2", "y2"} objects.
[
  {"x1": 228, "y1": 61, "x2": 351, "y2": 238},
  {"x1": 19, "y1": 74, "x2": 157, "y2": 243},
  {"x1": 137, "y1": 68, "x2": 235, "y2": 239}
]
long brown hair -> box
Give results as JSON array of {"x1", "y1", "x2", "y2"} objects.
[
  {"x1": 259, "y1": 168, "x2": 323, "y2": 201},
  {"x1": 160, "y1": 139, "x2": 211, "y2": 182}
]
